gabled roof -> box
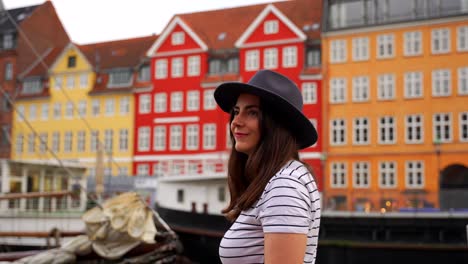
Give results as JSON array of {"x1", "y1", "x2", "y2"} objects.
[
  {"x1": 19, "y1": 46, "x2": 63, "y2": 78},
  {"x1": 79, "y1": 35, "x2": 158, "y2": 70},
  {"x1": 48, "y1": 42, "x2": 93, "y2": 73},
  {"x1": 0, "y1": 5, "x2": 39, "y2": 32}
]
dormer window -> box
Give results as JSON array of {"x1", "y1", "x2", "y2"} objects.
[
  {"x1": 67, "y1": 56, "x2": 76, "y2": 68},
  {"x1": 138, "y1": 65, "x2": 150, "y2": 82},
  {"x1": 171, "y1": 32, "x2": 185, "y2": 45},
  {"x1": 3, "y1": 34, "x2": 13, "y2": 50},
  {"x1": 22, "y1": 78, "x2": 42, "y2": 95},
  {"x1": 209, "y1": 60, "x2": 222, "y2": 75},
  {"x1": 264, "y1": 20, "x2": 279, "y2": 35},
  {"x1": 108, "y1": 69, "x2": 132, "y2": 88}
]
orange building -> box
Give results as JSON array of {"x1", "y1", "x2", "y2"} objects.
[{"x1": 321, "y1": 0, "x2": 468, "y2": 212}]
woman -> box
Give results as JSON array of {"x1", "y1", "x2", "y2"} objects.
[{"x1": 215, "y1": 69, "x2": 320, "y2": 264}]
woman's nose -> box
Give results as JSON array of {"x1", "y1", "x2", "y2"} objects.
[{"x1": 232, "y1": 114, "x2": 243, "y2": 127}]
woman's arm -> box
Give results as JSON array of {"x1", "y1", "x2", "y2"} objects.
[{"x1": 264, "y1": 232, "x2": 307, "y2": 264}]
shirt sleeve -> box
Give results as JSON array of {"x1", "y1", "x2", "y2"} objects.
[{"x1": 257, "y1": 175, "x2": 312, "y2": 234}]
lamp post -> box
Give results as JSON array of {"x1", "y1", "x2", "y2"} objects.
[{"x1": 433, "y1": 138, "x2": 442, "y2": 210}]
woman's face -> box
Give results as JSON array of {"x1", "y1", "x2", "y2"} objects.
[{"x1": 231, "y1": 93, "x2": 261, "y2": 156}]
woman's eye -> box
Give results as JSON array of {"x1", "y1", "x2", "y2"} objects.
[{"x1": 248, "y1": 110, "x2": 258, "y2": 116}]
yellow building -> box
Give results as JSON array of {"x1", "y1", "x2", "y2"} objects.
[
  {"x1": 12, "y1": 36, "x2": 156, "y2": 178},
  {"x1": 322, "y1": 0, "x2": 468, "y2": 212}
]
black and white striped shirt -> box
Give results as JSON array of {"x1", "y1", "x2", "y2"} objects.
[{"x1": 219, "y1": 160, "x2": 321, "y2": 264}]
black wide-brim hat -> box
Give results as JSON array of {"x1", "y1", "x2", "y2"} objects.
[{"x1": 214, "y1": 69, "x2": 318, "y2": 149}]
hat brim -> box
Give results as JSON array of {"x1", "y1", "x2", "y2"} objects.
[{"x1": 214, "y1": 82, "x2": 318, "y2": 149}]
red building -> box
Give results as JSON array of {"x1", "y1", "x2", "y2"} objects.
[{"x1": 135, "y1": 0, "x2": 323, "y2": 214}]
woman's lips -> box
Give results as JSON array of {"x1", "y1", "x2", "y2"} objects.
[{"x1": 234, "y1": 132, "x2": 248, "y2": 139}]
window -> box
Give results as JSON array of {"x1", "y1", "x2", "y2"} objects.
[
  {"x1": 352, "y1": 76, "x2": 369, "y2": 102},
  {"x1": 1, "y1": 93, "x2": 10, "y2": 112},
  {"x1": 264, "y1": 48, "x2": 278, "y2": 69},
  {"x1": 460, "y1": 112, "x2": 468, "y2": 142},
  {"x1": 119, "y1": 129, "x2": 128, "y2": 152},
  {"x1": 153, "y1": 126, "x2": 166, "y2": 151},
  {"x1": 186, "y1": 124, "x2": 199, "y2": 150},
  {"x1": 458, "y1": 67, "x2": 468, "y2": 95},
  {"x1": 406, "y1": 161, "x2": 424, "y2": 188},
  {"x1": 218, "y1": 187, "x2": 226, "y2": 202},
  {"x1": 64, "y1": 131, "x2": 72, "y2": 152},
  {"x1": 245, "y1": 50, "x2": 259, "y2": 71},
  {"x1": 353, "y1": 162, "x2": 369, "y2": 188},
  {"x1": 138, "y1": 65, "x2": 150, "y2": 82},
  {"x1": 203, "y1": 124, "x2": 216, "y2": 149},
  {"x1": 352, "y1": 37, "x2": 369, "y2": 61},
  {"x1": 118, "y1": 167, "x2": 128, "y2": 177},
  {"x1": 187, "y1": 91, "x2": 199, "y2": 111},
  {"x1": 170, "y1": 125, "x2": 182, "y2": 150},
  {"x1": 120, "y1": 97, "x2": 130, "y2": 115},
  {"x1": 77, "y1": 131, "x2": 85, "y2": 152},
  {"x1": 377, "y1": 74, "x2": 395, "y2": 100},
  {"x1": 4, "y1": 62, "x2": 12, "y2": 81},
  {"x1": 65, "y1": 102, "x2": 73, "y2": 118},
  {"x1": 27, "y1": 133, "x2": 35, "y2": 153},
  {"x1": 54, "y1": 76, "x2": 62, "y2": 90},
  {"x1": 137, "y1": 164, "x2": 150, "y2": 176},
  {"x1": 139, "y1": 94, "x2": 151, "y2": 114},
  {"x1": 22, "y1": 79, "x2": 42, "y2": 94},
  {"x1": 15, "y1": 134, "x2": 23, "y2": 153},
  {"x1": 203, "y1": 89, "x2": 216, "y2": 110},
  {"x1": 39, "y1": 133, "x2": 47, "y2": 153},
  {"x1": 41, "y1": 104, "x2": 48, "y2": 120},
  {"x1": 89, "y1": 130, "x2": 100, "y2": 152},
  {"x1": 432, "y1": 28, "x2": 450, "y2": 54},
  {"x1": 377, "y1": 34, "x2": 394, "y2": 58},
  {"x1": 264, "y1": 20, "x2": 279, "y2": 34},
  {"x1": 104, "y1": 129, "x2": 113, "y2": 152},
  {"x1": 171, "y1": 57, "x2": 183, "y2": 78},
  {"x1": 378, "y1": 116, "x2": 396, "y2": 144},
  {"x1": 16, "y1": 105, "x2": 24, "y2": 122},
  {"x1": 330, "y1": 162, "x2": 347, "y2": 188},
  {"x1": 155, "y1": 59, "x2": 168, "y2": 79},
  {"x1": 458, "y1": 26, "x2": 468, "y2": 51},
  {"x1": 171, "y1": 92, "x2": 183, "y2": 112},
  {"x1": 330, "y1": 78, "x2": 346, "y2": 103},
  {"x1": 330, "y1": 119, "x2": 346, "y2": 145},
  {"x1": 227, "y1": 57, "x2": 239, "y2": 73},
  {"x1": 282, "y1": 46, "x2": 297, "y2": 68},
  {"x1": 138, "y1": 127, "x2": 150, "y2": 151},
  {"x1": 53, "y1": 103, "x2": 61, "y2": 119},
  {"x1": 330, "y1": 40, "x2": 346, "y2": 63},
  {"x1": 302, "y1": 82, "x2": 317, "y2": 104},
  {"x1": 154, "y1": 93, "x2": 167, "y2": 113},
  {"x1": 78, "y1": 100, "x2": 86, "y2": 117},
  {"x1": 187, "y1": 56, "x2": 200, "y2": 76},
  {"x1": 353, "y1": 117, "x2": 369, "y2": 145},
  {"x1": 3, "y1": 34, "x2": 13, "y2": 49},
  {"x1": 404, "y1": 72, "x2": 423, "y2": 98},
  {"x1": 405, "y1": 114, "x2": 423, "y2": 144},
  {"x1": 80, "y1": 74, "x2": 88, "y2": 88},
  {"x1": 306, "y1": 48, "x2": 321, "y2": 67},
  {"x1": 108, "y1": 70, "x2": 132, "y2": 87},
  {"x1": 171, "y1": 32, "x2": 184, "y2": 45},
  {"x1": 91, "y1": 100, "x2": 100, "y2": 116},
  {"x1": 67, "y1": 56, "x2": 76, "y2": 68},
  {"x1": 90, "y1": 130, "x2": 99, "y2": 152},
  {"x1": 66, "y1": 75, "x2": 74, "y2": 89},
  {"x1": 209, "y1": 60, "x2": 221, "y2": 75},
  {"x1": 379, "y1": 162, "x2": 396, "y2": 188},
  {"x1": 432, "y1": 69, "x2": 451, "y2": 96},
  {"x1": 177, "y1": 189, "x2": 184, "y2": 203},
  {"x1": 404, "y1": 31, "x2": 422, "y2": 56},
  {"x1": 105, "y1": 99, "x2": 114, "y2": 116},
  {"x1": 29, "y1": 104, "x2": 37, "y2": 120},
  {"x1": 433, "y1": 113, "x2": 452, "y2": 143}
]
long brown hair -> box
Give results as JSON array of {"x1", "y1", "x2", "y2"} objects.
[{"x1": 222, "y1": 98, "x2": 313, "y2": 221}]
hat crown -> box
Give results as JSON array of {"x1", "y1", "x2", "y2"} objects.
[{"x1": 248, "y1": 70, "x2": 303, "y2": 112}]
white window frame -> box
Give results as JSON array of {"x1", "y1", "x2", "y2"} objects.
[
  {"x1": 171, "y1": 57, "x2": 183, "y2": 78},
  {"x1": 16, "y1": 134, "x2": 24, "y2": 153},
  {"x1": 433, "y1": 113, "x2": 452, "y2": 143},
  {"x1": 352, "y1": 37, "x2": 369, "y2": 61},
  {"x1": 330, "y1": 39, "x2": 346, "y2": 63},
  {"x1": 352, "y1": 76, "x2": 369, "y2": 102},
  {"x1": 171, "y1": 32, "x2": 184, "y2": 45},
  {"x1": 139, "y1": 94, "x2": 151, "y2": 114},
  {"x1": 137, "y1": 164, "x2": 150, "y2": 176},
  {"x1": 119, "y1": 129, "x2": 128, "y2": 152},
  {"x1": 330, "y1": 162, "x2": 347, "y2": 188},
  {"x1": 80, "y1": 74, "x2": 88, "y2": 88},
  {"x1": 52, "y1": 132, "x2": 59, "y2": 152},
  {"x1": 432, "y1": 69, "x2": 451, "y2": 97},
  {"x1": 187, "y1": 55, "x2": 200, "y2": 76},
  {"x1": 405, "y1": 161, "x2": 424, "y2": 188},
  {"x1": 458, "y1": 67, "x2": 468, "y2": 95},
  {"x1": 460, "y1": 112, "x2": 468, "y2": 142},
  {"x1": 432, "y1": 28, "x2": 450, "y2": 54},
  {"x1": 187, "y1": 90, "x2": 200, "y2": 111},
  {"x1": 41, "y1": 103, "x2": 49, "y2": 120},
  {"x1": 29, "y1": 104, "x2": 37, "y2": 121},
  {"x1": 302, "y1": 82, "x2": 317, "y2": 104},
  {"x1": 203, "y1": 89, "x2": 216, "y2": 110},
  {"x1": 404, "y1": 72, "x2": 423, "y2": 98},
  {"x1": 379, "y1": 161, "x2": 397, "y2": 188},
  {"x1": 282, "y1": 46, "x2": 297, "y2": 68},
  {"x1": 377, "y1": 34, "x2": 395, "y2": 59},
  {"x1": 66, "y1": 75, "x2": 75, "y2": 89},
  {"x1": 264, "y1": 48, "x2": 278, "y2": 69},
  {"x1": 39, "y1": 133, "x2": 47, "y2": 153},
  {"x1": 90, "y1": 130, "x2": 98, "y2": 152},
  {"x1": 203, "y1": 123, "x2": 216, "y2": 150},
  {"x1": 170, "y1": 125, "x2": 182, "y2": 151},
  {"x1": 77, "y1": 131, "x2": 85, "y2": 152},
  {"x1": 353, "y1": 162, "x2": 370, "y2": 188},
  {"x1": 64, "y1": 131, "x2": 72, "y2": 152},
  {"x1": 186, "y1": 124, "x2": 199, "y2": 150},
  {"x1": 104, "y1": 129, "x2": 113, "y2": 152},
  {"x1": 377, "y1": 74, "x2": 395, "y2": 100},
  {"x1": 154, "y1": 93, "x2": 167, "y2": 113},
  {"x1": 153, "y1": 126, "x2": 166, "y2": 151},
  {"x1": 330, "y1": 78, "x2": 346, "y2": 103},
  {"x1": 264, "y1": 20, "x2": 279, "y2": 34},
  {"x1": 404, "y1": 31, "x2": 422, "y2": 56},
  {"x1": 53, "y1": 103, "x2": 60, "y2": 120},
  {"x1": 104, "y1": 98, "x2": 115, "y2": 116},
  {"x1": 457, "y1": 26, "x2": 468, "y2": 52},
  {"x1": 378, "y1": 116, "x2": 396, "y2": 144},
  {"x1": 65, "y1": 102, "x2": 73, "y2": 119},
  {"x1": 353, "y1": 117, "x2": 369, "y2": 145},
  {"x1": 405, "y1": 114, "x2": 424, "y2": 144},
  {"x1": 245, "y1": 50, "x2": 259, "y2": 71},
  {"x1": 155, "y1": 59, "x2": 168, "y2": 79},
  {"x1": 91, "y1": 100, "x2": 100, "y2": 117},
  {"x1": 120, "y1": 97, "x2": 130, "y2": 115},
  {"x1": 54, "y1": 76, "x2": 62, "y2": 90},
  {"x1": 330, "y1": 119, "x2": 346, "y2": 146},
  {"x1": 78, "y1": 100, "x2": 86, "y2": 117},
  {"x1": 138, "y1": 127, "x2": 150, "y2": 152},
  {"x1": 170, "y1": 92, "x2": 183, "y2": 112}
]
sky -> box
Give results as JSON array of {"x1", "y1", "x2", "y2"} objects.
[{"x1": 3, "y1": 0, "x2": 279, "y2": 44}]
